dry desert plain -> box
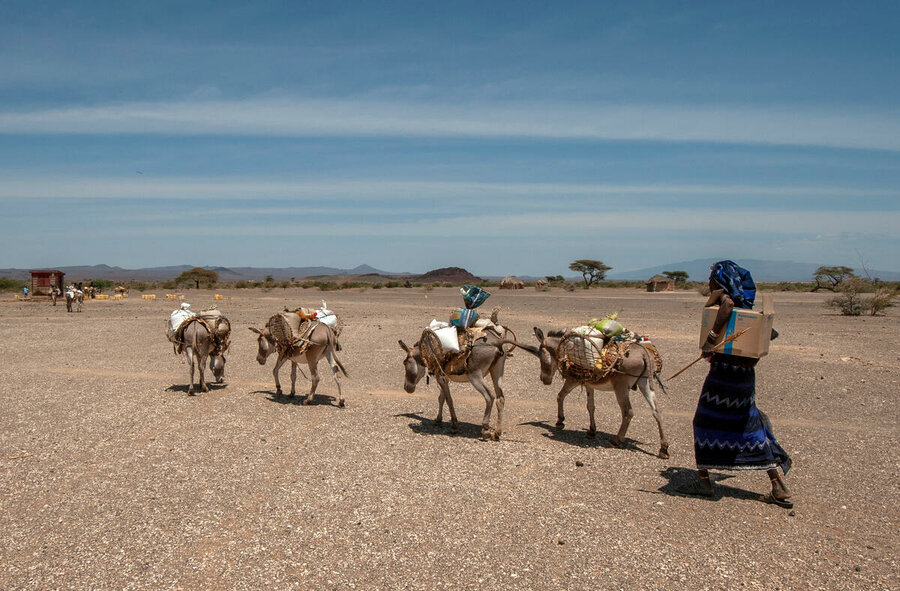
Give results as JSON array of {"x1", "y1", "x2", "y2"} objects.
[{"x1": 0, "y1": 287, "x2": 897, "y2": 590}]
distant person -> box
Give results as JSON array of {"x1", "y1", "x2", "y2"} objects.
[
  {"x1": 23, "y1": 286, "x2": 29, "y2": 299},
  {"x1": 679, "y1": 260, "x2": 793, "y2": 508}
]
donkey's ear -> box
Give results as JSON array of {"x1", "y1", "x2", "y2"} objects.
[
  {"x1": 533, "y1": 327, "x2": 544, "y2": 343},
  {"x1": 398, "y1": 339, "x2": 410, "y2": 353},
  {"x1": 248, "y1": 327, "x2": 261, "y2": 334}
]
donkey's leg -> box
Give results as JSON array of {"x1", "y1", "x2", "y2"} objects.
[
  {"x1": 290, "y1": 361, "x2": 298, "y2": 396},
  {"x1": 437, "y1": 377, "x2": 458, "y2": 433},
  {"x1": 198, "y1": 351, "x2": 209, "y2": 393},
  {"x1": 638, "y1": 377, "x2": 669, "y2": 459},
  {"x1": 325, "y1": 349, "x2": 345, "y2": 407},
  {"x1": 489, "y1": 359, "x2": 506, "y2": 441},
  {"x1": 303, "y1": 350, "x2": 320, "y2": 405},
  {"x1": 272, "y1": 354, "x2": 287, "y2": 395},
  {"x1": 185, "y1": 347, "x2": 196, "y2": 396},
  {"x1": 610, "y1": 381, "x2": 635, "y2": 448},
  {"x1": 555, "y1": 379, "x2": 579, "y2": 428},
  {"x1": 435, "y1": 389, "x2": 445, "y2": 426},
  {"x1": 468, "y1": 372, "x2": 496, "y2": 441},
  {"x1": 585, "y1": 386, "x2": 597, "y2": 438}
]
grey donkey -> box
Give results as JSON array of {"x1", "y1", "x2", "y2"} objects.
[
  {"x1": 521, "y1": 328, "x2": 669, "y2": 459},
  {"x1": 249, "y1": 322, "x2": 347, "y2": 406},
  {"x1": 399, "y1": 325, "x2": 516, "y2": 441},
  {"x1": 179, "y1": 320, "x2": 226, "y2": 396}
]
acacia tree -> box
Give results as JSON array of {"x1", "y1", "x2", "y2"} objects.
[
  {"x1": 663, "y1": 270, "x2": 689, "y2": 284},
  {"x1": 813, "y1": 266, "x2": 855, "y2": 292},
  {"x1": 175, "y1": 267, "x2": 219, "y2": 289},
  {"x1": 569, "y1": 260, "x2": 611, "y2": 287}
]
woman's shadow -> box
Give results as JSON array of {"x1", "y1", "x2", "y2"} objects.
[{"x1": 649, "y1": 466, "x2": 765, "y2": 503}]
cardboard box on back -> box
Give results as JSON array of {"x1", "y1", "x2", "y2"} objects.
[{"x1": 699, "y1": 294, "x2": 774, "y2": 358}]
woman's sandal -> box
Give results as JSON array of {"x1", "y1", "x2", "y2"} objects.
[{"x1": 768, "y1": 493, "x2": 794, "y2": 508}]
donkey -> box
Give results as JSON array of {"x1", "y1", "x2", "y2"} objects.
[
  {"x1": 65, "y1": 290, "x2": 83, "y2": 313},
  {"x1": 523, "y1": 328, "x2": 669, "y2": 459},
  {"x1": 178, "y1": 319, "x2": 226, "y2": 395},
  {"x1": 249, "y1": 321, "x2": 347, "y2": 406},
  {"x1": 399, "y1": 325, "x2": 515, "y2": 440}
]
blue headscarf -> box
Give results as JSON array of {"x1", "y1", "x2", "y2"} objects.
[{"x1": 711, "y1": 260, "x2": 756, "y2": 309}]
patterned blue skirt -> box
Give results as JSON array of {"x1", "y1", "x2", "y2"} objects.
[{"x1": 692, "y1": 357, "x2": 791, "y2": 473}]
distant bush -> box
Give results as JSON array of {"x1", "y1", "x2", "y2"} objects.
[
  {"x1": 234, "y1": 280, "x2": 250, "y2": 289},
  {"x1": 88, "y1": 279, "x2": 114, "y2": 290},
  {"x1": 385, "y1": 281, "x2": 401, "y2": 288},
  {"x1": 372, "y1": 283, "x2": 384, "y2": 289},
  {"x1": 825, "y1": 278, "x2": 891, "y2": 316},
  {"x1": 124, "y1": 281, "x2": 149, "y2": 292},
  {"x1": 279, "y1": 281, "x2": 291, "y2": 289},
  {"x1": 0, "y1": 277, "x2": 26, "y2": 291}
]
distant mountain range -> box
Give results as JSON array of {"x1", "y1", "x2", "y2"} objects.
[
  {"x1": 608, "y1": 259, "x2": 900, "y2": 282},
  {"x1": 0, "y1": 264, "x2": 408, "y2": 282},
  {"x1": 3, "y1": 259, "x2": 897, "y2": 283}
]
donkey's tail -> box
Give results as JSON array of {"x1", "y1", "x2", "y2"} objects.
[{"x1": 498, "y1": 339, "x2": 539, "y2": 356}]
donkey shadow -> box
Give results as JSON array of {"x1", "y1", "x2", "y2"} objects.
[
  {"x1": 165, "y1": 383, "x2": 227, "y2": 394},
  {"x1": 520, "y1": 419, "x2": 658, "y2": 457},
  {"x1": 644, "y1": 466, "x2": 764, "y2": 503},
  {"x1": 253, "y1": 390, "x2": 340, "y2": 407},
  {"x1": 396, "y1": 411, "x2": 494, "y2": 440}
]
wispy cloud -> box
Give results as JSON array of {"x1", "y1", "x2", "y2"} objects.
[
  {"x1": 1, "y1": 176, "x2": 894, "y2": 201},
  {"x1": 3, "y1": 98, "x2": 899, "y2": 151}
]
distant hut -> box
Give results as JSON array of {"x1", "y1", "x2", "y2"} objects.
[
  {"x1": 646, "y1": 274, "x2": 675, "y2": 292},
  {"x1": 29, "y1": 270, "x2": 65, "y2": 297},
  {"x1": 500, "y1": 276, "x2": 525, "y2": 290},
  {"x1": 535, "y1": 279, "x2": 549, "y2": 291}
]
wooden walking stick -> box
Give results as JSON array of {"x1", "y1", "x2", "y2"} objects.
[{"x1": 666, "y1": 328, "x2": 751, "y2": 380}]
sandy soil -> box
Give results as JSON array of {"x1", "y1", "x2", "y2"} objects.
[{"x1": 1, "y1": 287, "x2": 897, "y2": 590}]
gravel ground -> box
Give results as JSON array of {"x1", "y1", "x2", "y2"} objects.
[{"x1": 1, "y1": 287, "x2": 897, "y2": 590}]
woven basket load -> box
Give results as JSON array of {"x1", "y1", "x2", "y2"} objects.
[
  {"x1": 268, "y1": 313, "x2": 294, "y2": 350},
  {"x1": 198, "y1": 309, "x2": 231, "y2": 356},
  {"x1": 419, "y1": 328, "x2": 446, "y2": 375},
  {"x1": 556, "y1": 332, "x2": 631, "y2": 381},
  {"x1": 558, "y1": 332, "x2": 603, "y2": 371}
]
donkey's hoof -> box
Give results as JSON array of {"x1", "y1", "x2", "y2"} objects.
[
  {"x1": 338, "y1": 399, "x2": 345, "y2": 408},
  {"x1": 658, "y1": 447, "x2": 670, "y2": 460},
  {"x1": 555, "y1": 420, "x2": 565, "y2": 429},
  {"x1": 449, "y1": 424, "x2": 459, "y2": 434},
  {"x1": 491, "y1": 431, "x2": 501, "y2": 441},
  {"x1": 275, "y1": 388, "x2": 282, "y2": 395},
  {"x1": 303, "y1": 397, "x2": 313, "y2": 405},
  {"x1": 187, "y1": 389, "x2": 195, "y2": 396},
  {"x1": 201, "y1": 385, "x2": 209, "y2": 393},
  {"x1": 586, "y1": 429, "x2": 597, "y2": 439},
  {"x1": 609, "y1": 437, "x2": 623, "y2": 448}
]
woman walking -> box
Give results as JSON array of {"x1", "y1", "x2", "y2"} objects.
[{"x1": 680, "y1": 260, "x2": 793, "y2": 508}]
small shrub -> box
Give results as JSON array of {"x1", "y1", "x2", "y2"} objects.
[
  {"x1": 234, "y1": 280, "x2": 250, "y2": 289},
  {"x1": 867, "y1": 287, "x2": 897, "y2": 316},
  {"x1": 372, "y1": 283, "x2": 384, "y2": 289},
  {"x1": 385, "y1": 281, "x2": 401, "y2": 288},
  {"x1": 563, "y1": 282, "x2": 577, "y2": 292}
]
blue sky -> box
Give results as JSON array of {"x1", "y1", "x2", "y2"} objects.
[{"x1": 2, "y1": 1, "x2": 898, "y2": 276}]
